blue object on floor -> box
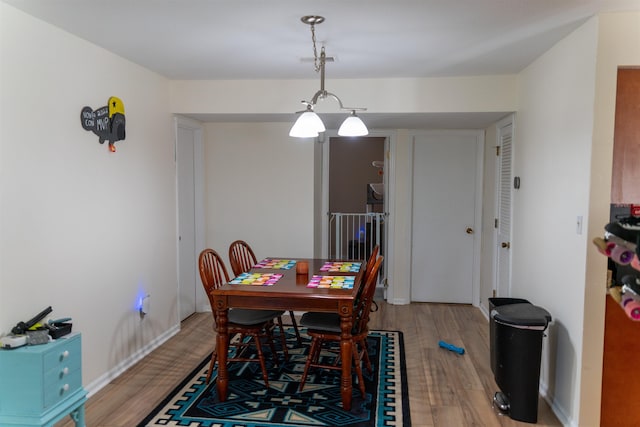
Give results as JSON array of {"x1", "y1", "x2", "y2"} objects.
[{"x1": 438, "y1": 340, "x2": 465, "y2": 355}]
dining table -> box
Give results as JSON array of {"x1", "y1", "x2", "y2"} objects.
[{"x1": 210, "y1": 257, "x2": 365, "y2": 411}]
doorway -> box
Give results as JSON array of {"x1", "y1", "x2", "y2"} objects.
[
  {"x1": 410, "y1": 130, "x2": 483, "y2": 303},
  {"x1": 175, "y1": 117, "x2": 204, "y2": 321},
  {"x1": 322, "y1": 134, "x2": 388, "y2": 284}
]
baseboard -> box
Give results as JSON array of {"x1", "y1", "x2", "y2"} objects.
[
  {"x1": 479, "y1": 304, "x2": 490, "y2": 321},
  {"x1": 83, "y1": 323, "x2": 181, "y2": 397},
  {"x1": 540, "y1": 382, "x2": 573, "y2": 427},
  {"x1": 387, "y1": 297, "x2": 410, "y2": 305}
]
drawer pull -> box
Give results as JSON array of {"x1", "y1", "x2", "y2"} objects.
[
  {"x1": 62, "y1": 367, "x2": 69, "y2": 375},
  {"x1": 62, "y1": 350, "x2": 70, "y2": 359},
  {"x1": 61, "y1": 383, "x2": 70, "y2": 393}
]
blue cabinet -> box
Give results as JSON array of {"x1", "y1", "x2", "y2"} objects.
[{"x1": 0, "y1": 333, "x2": 86, "y2": 426}]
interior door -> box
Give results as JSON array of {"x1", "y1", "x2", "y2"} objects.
[
  {"x1": 495, "y1": 117, "x2": 514, "y2": 297},
  {"x1": 176, "y1": 122, "x2": 199, "y2": 321},
  {"x1": 410, "y1": 131, "x2": 481, "y2": 303}
]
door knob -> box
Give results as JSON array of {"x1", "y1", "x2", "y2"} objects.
[
  {"x1": 501, "y1": 242, "x2": 511, "y2": 249},
  {"x1": 466, "y1": 227, "x2": 474, "y2": 234}
]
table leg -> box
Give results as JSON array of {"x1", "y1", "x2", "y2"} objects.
[
  {"x1": 216, "y1": 307, "x2": 229, "y2": 402},
  {"x1": 340, "y1": 305, "x2": 354, "y2": 411},
  {"x1": 70, "y1": 403, "x2": 85, "y2": 427}
]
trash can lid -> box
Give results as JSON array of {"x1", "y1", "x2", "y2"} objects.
[{"x1": 491, "y1": 303, "x2": 552, "y2": 328}]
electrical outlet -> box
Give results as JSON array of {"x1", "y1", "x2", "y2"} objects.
[{"x1": 139, "y1": 294, "x2": 151, "y2": 317}]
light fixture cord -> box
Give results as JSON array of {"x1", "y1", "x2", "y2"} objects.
[{"x1": 310, "y1": 23, "x2": 321, "y2": 73}]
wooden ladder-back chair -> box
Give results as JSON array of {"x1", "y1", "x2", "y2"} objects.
[
  {"x1": 199, "y1": 248, "x2": 286, "y2": 386},
  {"x1": 358, "y1": 244, "x2": 380, "y2": 302},
  {"x1": 298, "y1": 255, "x2": 384, "y2": 396},
  {"x1": 229, "y1": 239, "x2": 302, "y2": 345},
  {"x1": 301, "y1": 244, "x2": 380, "y2": 327},
  {"x1": 363, "y1": 245, "x2": 380, "y2": 284},
  {"x1": 360, "y1": 244, "x2": 380, "y2": 312}
]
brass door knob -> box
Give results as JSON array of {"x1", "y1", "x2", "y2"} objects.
[
  {"x1": 501, "y1": 242, "x2": 511, "y2": 249},
  {"x1": 466, "y1": 227, "x2": 474, "y2": 234}
]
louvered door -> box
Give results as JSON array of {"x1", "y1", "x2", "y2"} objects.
[{"x1": 496, "y1": 117, "x2": 514, "y2": 297}]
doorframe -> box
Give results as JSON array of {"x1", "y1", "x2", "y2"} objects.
[
  {"x1": 319, "y1": 129, "x2": 397, "y2": 298},
  {"x1": 493, "y1": 114, "x2": 515, "y2": 299},
  {"x1": 408, "y1": 129, "x2": 484, "y2": 306},
  {"x1": 174, "y1": 116, "x2": 206, "y2": 316}
]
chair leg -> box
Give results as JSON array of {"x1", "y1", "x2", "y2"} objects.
[
  {"x1": 265, "y1": 321, "x2": 282, "y2": 366},
  {"x1": 252, "y1": 334, "x2": 270, "y2": 387},
  {"x1": 299, "y1": 336, "x2": 321, "y2": 392},
  {"x1": 275, "y1": 316, "x2": 289, "y2": 361},
  {"x1": 206, "y1": 348, "x2": 217, "y2": 384},
  {"x1": 352, "y1": 343, "x2": 366, "y2": 398},
  {"x1": 358, "y1": 337, "x2": 373, "y2": 374},
  {"x1": 288, "y1": 310, "x2": 302, "y2": 345}
]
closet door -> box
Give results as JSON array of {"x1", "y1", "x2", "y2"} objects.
[
  {"x1": 410, "y1": 131, "x2": 482, "y2": 303},
  {"x1": 495, "y1": 117, "x2": 514, "y2": 298}
]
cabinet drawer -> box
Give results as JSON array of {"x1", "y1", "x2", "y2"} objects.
[
  {"x1": 43, "y1": 368, "x2": 82, "y2": 409},
  {"x1": 43, "y1": 334, "x2": 81, "y2": 372}
]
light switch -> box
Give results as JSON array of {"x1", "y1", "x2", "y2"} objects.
[{"x1": 576, "y1": 216, "x2": 583, "y2": 235}]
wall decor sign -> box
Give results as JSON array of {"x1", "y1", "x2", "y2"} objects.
[{"x1": 80, "y1": 96, "x2": 126, "y2": 152}]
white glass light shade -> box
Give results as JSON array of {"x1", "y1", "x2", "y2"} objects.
[
  {"x1": 338, "y1": 113, "x2": 368, "y2": 136},
  {"x1": 289, "y1": 111, "x2": 326, "y2": 137}
]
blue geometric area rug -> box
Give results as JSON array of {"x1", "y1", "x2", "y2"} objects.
[{"x1": 138, "y1": 329, "x2": 410, "y2": 427}]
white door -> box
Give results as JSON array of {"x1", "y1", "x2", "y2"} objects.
[
  {"x1": 410, "y1": 131, "x2": 482, "y2": 303},
  {"x1": 495, "y1": 117, "x2": 514, "y2": 297},
  {"x1": 176, "y1": 121, "x2": 202, "y2": 321}
]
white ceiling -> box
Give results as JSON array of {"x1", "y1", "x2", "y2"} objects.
[{"x1": 5, "y1": 0, "x2": 640, "y2": 129}]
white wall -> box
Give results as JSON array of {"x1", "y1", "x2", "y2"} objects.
[
  {"x1": 513, "y1": 18, "x2": 598, "y2": 425},
  {"x1": 202, "y1": 122, "x2": 316, "y2": 261},
  {"x1": 172, "y1": 75, "x2": 519, "y2": 308},
  {"x1": 582, "y1": 11, "x2": 640, "y2": 426},
  {"x1": 0, "y1": 4, "x2": 178, "y2": 392},
  {"x1": 170, "y1": 76, "x2": 518, "y2": 115},
  {"x1": 513, "y1": 12, "x2": 640, "y2": 426}
]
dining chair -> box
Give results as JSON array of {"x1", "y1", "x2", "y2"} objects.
[
  {"x1": 198, "y1": 248, "x2": 286, "y2": 386},
  {"x1": 360, "y1": 244, "x2": 380, "y2": 311},
  {"x1": 229, "y1": 239, "x2": 303, "y2": 345},
  {"x1": 300, "y1": 244, "x2": 380, "y2": 327},
  {"x1": 298, "y1": 255, "x2": 384, "y2": 396},
  {"x1": 363, "y1": 245, "x2": 380, "y2": 285}
]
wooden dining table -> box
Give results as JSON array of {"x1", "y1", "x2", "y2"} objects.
[{"x1": 210, "y1": 257, "x2": 365, "y2": 411}]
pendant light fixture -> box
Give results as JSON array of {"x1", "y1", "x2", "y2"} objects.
[{"x1": 289, "y1": 16, "x2": 368, "y2": 138}]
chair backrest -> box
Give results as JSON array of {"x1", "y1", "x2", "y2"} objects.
[
  {"x1": 354, "y1": 245, "x2": 380, "y2": 306},
  {"x1": 353, "y1": 255, "x2": 383, "y2": 334},
  {"x1": 362, "y1": 245, "x2": 380, "y2": 287},
  {"x1": 199, "y1": 248, "x2": 231, "y2": 310},
  {"x1": 229, "y1": 240, "x2": 258, "y2": 276}
]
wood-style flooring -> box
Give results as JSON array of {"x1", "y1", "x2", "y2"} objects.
[{"x1": 57, "y1": 302, "x2": 561, "y2": 426}]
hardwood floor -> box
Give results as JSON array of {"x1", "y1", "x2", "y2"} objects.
[{"x1": 57, "y1": 302, "x2": 562, "y2": 426}]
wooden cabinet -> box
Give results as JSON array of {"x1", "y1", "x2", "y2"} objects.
[
  {"x1": 0, "y1": 333, "x2": 86, "y2": 426},
  {"x1": 601, "y1": 67, "x2": 640, "y2": 427},
  {"x1": 611, "y1": 67, "x2": 640, "y2": 204}
]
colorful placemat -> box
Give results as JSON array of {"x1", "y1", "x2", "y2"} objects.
[
  {"x1": 319, "y1": 261, "x2": 362, "y2": 273},
  {"x1": 307, "y1": 275, "x2": 356, "y2": 289},
  {"x1": 253, "y1": 259, "x2": 297, "y2": 270},
  {"x1": 229, "y1": 272, "x2": 283, "y2": 286}
]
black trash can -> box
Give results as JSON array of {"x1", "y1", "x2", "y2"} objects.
[
  {"x1": 489, "y1": 297, "x2": 530, "y2": 376},
  {"x1": 489, "y1": 298, "x2": 551, "y2": 423}
]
